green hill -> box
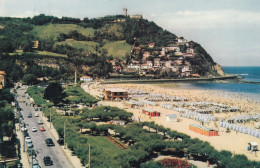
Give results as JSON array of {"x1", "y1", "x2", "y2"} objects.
[
  {"x1": 0, "y1": 14, "x2": 224, "y2": 79},
  {"x1": 32, "y1": 24, "x2": 95, "y2": 39}
]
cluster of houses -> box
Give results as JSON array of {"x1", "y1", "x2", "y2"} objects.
[
  {"x1": 0, "y1": 71, "x2": 5, "y2": 90},
  {"x1": 110, "y1": 37, "x2": 201, "y2": 78}
]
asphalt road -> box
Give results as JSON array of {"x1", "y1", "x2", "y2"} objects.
[{"x1": 16, "y1": 86, "x2": 73, "y2": 168}]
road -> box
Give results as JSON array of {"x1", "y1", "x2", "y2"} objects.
[{"x1": 16, "y1": 86, "x2": 73, "y2": 168}]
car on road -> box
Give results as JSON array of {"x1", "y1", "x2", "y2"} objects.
[
  {"x1": 40, "y1": 126, "x2": 45, "y2": 131},
  {"x1": 27, "y1": 113, "x2": 32, "y2": 118},
  {"x1": 25, "y1": 136, "x2": 31, "y2": 142},
  {"x1": 32, "y1": 160, "x2": 41, "y2": 168},
  {"x1": 43, "y1": 156, "x2": 53, "y2": 166},
  {"x1": 22, "y1": 94, "x2": 26, "y2": 97},
  {"x1": 45, "y1": 138, "x2": 55, "y2": 146},
  {"x1": 26, "y1": 140, "x2": 33, "y2": 148},
  {"x1": 32, "y1": 127, "x2": 37, "y2": 132},
  {"x1": 35, "y1": 107, "x2": 39, "y2": 111},
  {"x1": 37, "y1": 119, "x2": 43, "y2": 125},
  {"x1": 35, "y1": 113, "x2": 39, "y2": 117},
  {"x1": 19, "y1": 100, "x2": 25, "y2": 103}
]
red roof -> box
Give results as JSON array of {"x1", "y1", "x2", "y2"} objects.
[{"x1": 81, "y1": 76, "x2": 92, "y2": 78}]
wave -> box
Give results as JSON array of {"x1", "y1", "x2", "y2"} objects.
[{"x1": 235, "y1": 73, "x2": 249, "y2": 76}]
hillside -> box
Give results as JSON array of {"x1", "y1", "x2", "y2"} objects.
[{"x1": 0, "y1": 14, "x2": 224, "y2": 81}]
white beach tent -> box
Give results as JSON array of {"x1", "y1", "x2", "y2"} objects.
[
  {"x1": 249, "y1": 142, "x2": 258, "y2": 151},
  {"x1": 166, "y1": 114, "x2": 178, "y2": 122}
]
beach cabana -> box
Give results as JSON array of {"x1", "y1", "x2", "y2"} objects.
[
  {"x1": 189, "y1": 124, "x2": 218, "y2": 136},
  {"x1": 166, "y1": 114, "x2": 178, "y2": 122},
  {"x1": 142, "y1": 108, "x2": 160, "y2": 117},
  {"x1": 249, "y1": 142, "x2": 258, "y2": 151}
]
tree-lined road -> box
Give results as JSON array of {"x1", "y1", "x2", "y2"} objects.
[{"x1": 16, "y1": 86, "x2": 72, "y2": 168}]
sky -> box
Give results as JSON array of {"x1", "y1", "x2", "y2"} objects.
[{"x1": 0, "y1": 0, "x2": 260, "y2": 66}]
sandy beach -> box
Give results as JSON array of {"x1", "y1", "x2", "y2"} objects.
[{"x1": 84, "y1": 82, "x2": 260, "y2": 161}]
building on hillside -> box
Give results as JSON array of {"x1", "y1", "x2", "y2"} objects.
[
  {"x1": 192, "y1": 74, "x2": 200, "y2": 78},
  {"x1": 130, "y1": 15, "x2": 143, "y2": 19},
  {"x1": 140, "y1": 64, "x2": 148, "y2": 70},
  {"x1": 123, "y1": 8, "x2": 127, "y2": 16},
  {"x1": 148, "y1": 42, "x2": 155, "y2": 48},
  {"x1": 186, "y1": 48, "x2": 194, "y2": 54},
  {"x1": 127, "y1": 63, "x2": 141, "y2": 70},
  {"x1": 113, "y1": 66, "x2": 122, "y2": 73},
  {"x1": 80, "y1": 76, "x2": 93, "y2": 82},
  {"x1": 104, "y1": 88, "x2": 128, "y2": 101},
  {"x1": 0, "y1": 71, "x2": 6, "y2": 90},
  {"x1": 32, "y1": 40, "x2": 39, "y2": 49},
  {"x1": 177, "y1": 37, "x2": 187, "y2": 43},
  {"x1": 147, "y1": 61, "x2": 153, "y2": 68},
  {"x1": 165, "y1": 60, "x2": 174, "y2": 68},
  {"x1": 153, "y1": 58, "x2": 161, "y2": 68}
]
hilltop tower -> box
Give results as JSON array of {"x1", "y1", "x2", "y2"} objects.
[{"x1": 123, "y1": 8, "x2": 127, "y2": 16}]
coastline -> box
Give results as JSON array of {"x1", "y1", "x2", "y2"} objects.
[
  {"x1": 83, "y1": 82, "x2": 260, "y2": 162},
  {"x1": 101, "y1": 75, "x2": 238, "y2": 84}
]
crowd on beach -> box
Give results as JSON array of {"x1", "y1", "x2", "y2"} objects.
[{"x1": 84, "y1": 82, "x2": 260, "y2": 161}]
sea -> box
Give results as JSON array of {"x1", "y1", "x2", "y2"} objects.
[{"x1": 173, "y1": 67, "x2": 260, "y2": 101}]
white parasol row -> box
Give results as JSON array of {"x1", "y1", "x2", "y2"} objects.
[{"x1": 219, "y1": 121, "x2": 260, "y2": 138}]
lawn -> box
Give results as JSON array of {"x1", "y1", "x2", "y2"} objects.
[
  {"x1": 103, "y1": 40, "x2": 131, "y2": 59},
  {"x1": 32, "y1": 24, "x2": 96, "y2": 39},
  {"x1": 56, "y1": 39, "x2": 131, "y2": 59},
  {"x1": 55, "y1": 39, "x2": 98, "y2": 53},
  {"x1": 86, "y1": 135, "x2": 123, "y2": 157}
]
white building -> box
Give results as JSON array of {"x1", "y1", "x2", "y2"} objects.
[{"x1": 80, "y1": 76, "x2": 93, "y2": 82}]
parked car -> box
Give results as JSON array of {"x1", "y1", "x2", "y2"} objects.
[
  {"x1": 27, "y1": 113, "x2": 32, "y2": 118},
  {"x1": 32, "y1": 127, "x2": 37, "y2": 132},
  {"x1": 37, "y1": 119, "x2": 43, "y2": 125},
  {"x1": 26, "y1": 140, "x2": 33, "y2": 148},
  {"x1": 43, "y1": 156, "x2": 53, "y2": 166},
  {"x1": 25, "y1": 136, "x2": 31, "y2": 142},
  {"x1": 40, "y1": 126, "x2": 45, "y2": 131},
  {"x1": 32, "y1": 160, "x2": 41, "y2": 168},
  {"x1": 35, "y1": 113, "x2": 39, "y2": 117},
  {"x1": 45, "y1": 138, "x2": 55, "y2": 146}
]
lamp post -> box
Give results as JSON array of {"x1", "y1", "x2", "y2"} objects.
[
  {"x1": 23, "y1": 123, "x2": 26, "y2": 152},
  {"x1": 88, "y1": 144, "x2": 91, "y2": 168},
  {"x1": 64, "y1": 120, "x2": 66, "y2": 149},
  {"x1": 50, "y1": 109, "x2": 52, "y2": 129}
]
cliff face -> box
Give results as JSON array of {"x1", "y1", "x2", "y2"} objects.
[{"x1": 211, "y1": 64, "x2": 225, "y2": 76}]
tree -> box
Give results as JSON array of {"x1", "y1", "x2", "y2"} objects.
[
  {"x1": 22, "y1": 74, "x2": 38, "y2": 85},
  {"x1": 44, "y1": 83, "x2": 64, "y2": 105}
]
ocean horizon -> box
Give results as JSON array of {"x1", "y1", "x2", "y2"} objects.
[{"x1": 160, "y1": 66, "x2": 260, "y2": 101}]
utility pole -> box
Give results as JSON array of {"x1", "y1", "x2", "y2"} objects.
[
  {"x1": 50, "y1": 109, "x2": 52, "y2": 129},
  {"x1": 23, "y1": 123, "x2": 26, "y2": 152},
  {"x1": 88, "y1": 144, "x2": 90, "y2": 168},
  {"x1": 64, "y1": 121, "x2": 66, "y2": 149}
]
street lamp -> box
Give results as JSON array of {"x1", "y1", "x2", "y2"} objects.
[
  {"x1": 50, "y1": 109, "x2": 52, "y2": 129},
  {"x1": 64, "y1": 120, "x2": 66, "y2": 149}
]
